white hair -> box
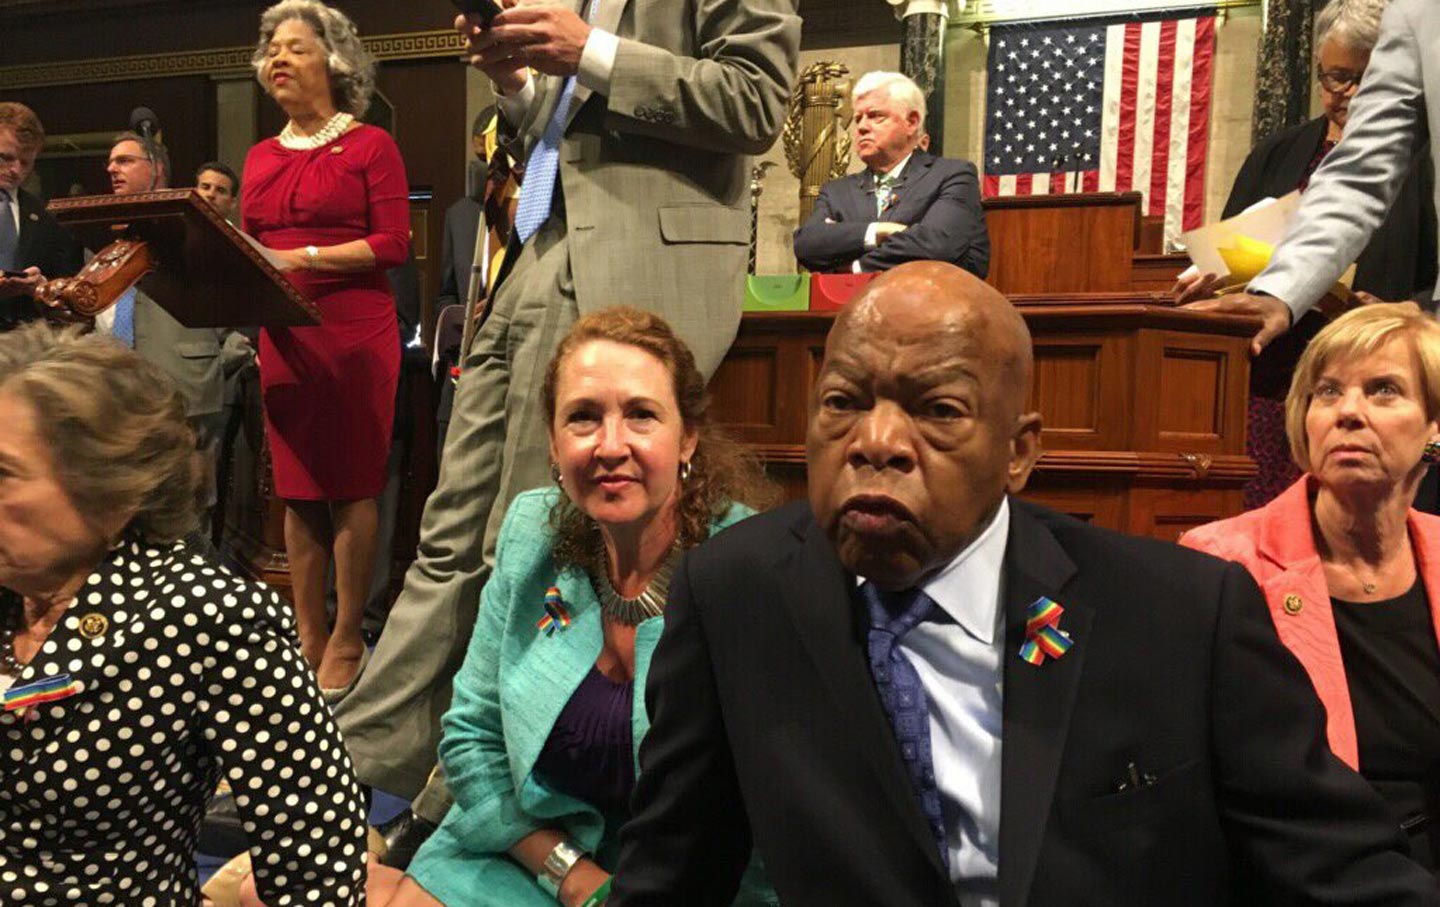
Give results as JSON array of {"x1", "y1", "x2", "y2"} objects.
[
  {"x1": 852, "y1": 71, "x2": 927, "y2": 124},
  {"x1": 252, "y1": 0, "x2": 377, "y2": 117},
  {"x1": 1314, "y1": 0, "x2": 1389, "y2": 54}
]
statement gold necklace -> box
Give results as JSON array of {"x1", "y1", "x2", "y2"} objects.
[
  {"x1": 593, "y1": 547, "x2": 681, "y2": 626},
  {"x1": 278, "y1": 111, "x2": 355, "y2": 151}
]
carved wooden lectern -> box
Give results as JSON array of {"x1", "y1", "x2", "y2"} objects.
[{"x1": 43, "y1": 189, "x2": 319, "y2": 326}]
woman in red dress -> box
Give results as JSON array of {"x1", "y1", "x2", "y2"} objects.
[{"x1": 242, "y1": 0, "x2": 410, "y2": 697}]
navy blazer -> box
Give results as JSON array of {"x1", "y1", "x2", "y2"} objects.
[
  {"x1": 792, "y1": 152, "x2": 990, "y2": 277},
  {"x1": 0, "y1": 187, "x2": 82, "y2": 330},
  {"x1": 612, "y1": 499, "x2": 1438, "y2": 906}
]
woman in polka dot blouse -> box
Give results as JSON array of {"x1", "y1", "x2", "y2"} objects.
[{"x1": 0, "y1": 323, "x2": 369, "y2": 905}]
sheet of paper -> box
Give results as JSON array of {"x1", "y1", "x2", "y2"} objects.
[
  {"x1": 1178, "y1": 191, "x2": 1302, "y2": 279},
  {"x1": 237, "y1": 229, "x2": 288, "y2": 271}
]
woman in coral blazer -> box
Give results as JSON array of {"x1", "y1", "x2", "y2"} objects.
[{"x1": 1184, "y1": 304, "x2": 1440, "y2": 870}]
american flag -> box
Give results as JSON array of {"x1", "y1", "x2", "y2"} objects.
[{"x1": 982, "y1": 10, "x2": 1216, "y2": 242}]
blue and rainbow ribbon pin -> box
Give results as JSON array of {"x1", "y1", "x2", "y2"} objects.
[
  {"x1": 1018, "y1": 596, "x2": 1074, "y2": 665},
  {"x1": 4, "y1": 673, "x2": 82, "y2": 717},
  {"x1": 536, "y1": 587, "x2": 572, "y2": 637}
]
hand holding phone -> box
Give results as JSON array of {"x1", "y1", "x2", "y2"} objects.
[{"x1": 451, "y1": 0, "x2": 504, "y2": 27}]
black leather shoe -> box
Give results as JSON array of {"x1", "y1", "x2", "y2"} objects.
[{"x1": 377, "y1": 809, "x2": 438, "y2": 870}]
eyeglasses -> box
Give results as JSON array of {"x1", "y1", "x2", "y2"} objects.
[
  {"x1": 108, "y1": 155, "x2": 152, "y2": 168},
  {"x1": 1317, "y1": 67, "x2": 1364, "y2": 93}
]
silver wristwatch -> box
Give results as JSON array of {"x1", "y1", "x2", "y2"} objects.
[{"x1": 537, "y1": 839, "x2": 586, "y2": 897}]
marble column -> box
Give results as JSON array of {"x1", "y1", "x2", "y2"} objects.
[{"x1": 892, "y1": 0, "x2": 952, "y2": 156}]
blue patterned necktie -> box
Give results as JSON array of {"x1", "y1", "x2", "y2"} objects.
[
  {"x1": 862, "y1": 582, "x2": 950, "y2": 871},
  {"x1": 875, "y1": 171, "x2": 898, "y2": 217},
  {"x1": 0, "y1": 189, "x2": 17, "y2": 271},
  {"x1": 513, "y1": 0, "x2": 600, "y2": 244},
  {"x1": 111, "y1": 287, "x2": 137, "y2": 348}
]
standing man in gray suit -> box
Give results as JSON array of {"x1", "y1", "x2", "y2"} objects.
[
  {"x1": 337, "y1": 0, "x2": 801, "y2": 858},
  {"x1": 1188, "y1": 0, "x2": 1439, "y2": 350},
  {"x1": 103, "y1": 133, "x2": 227, "y2": 519}
]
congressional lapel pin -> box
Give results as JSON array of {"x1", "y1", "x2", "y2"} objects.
[
  {"x1": 1018, "y1": 596, "x2": 1074, "y2": 666},
  {"x1": 27, "y1": 213, "x2": 38, "y2": 222},
  {"x1": 4, "y1": 673, "x2": 82, "y2": 716},
  {"x1": 78, "y1": 612, "x2": 108, "y2": 639},
  {"x1": 330, "y1": 145, "x2": 345, "y2": 155},
  {"x1": 536, "y1": 586, "x2": 572, "y2": 637},
  {"x1": 1283, "y1": 593, "x2": 1303, "y2": 616}
]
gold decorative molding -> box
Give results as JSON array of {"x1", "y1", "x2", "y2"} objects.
[
  {"x1": 954, "y1": 0, "x2": 1259, "y2": 26},
  {"x1": 0, "y1": 29, "x2": 465, "y2": 91}
]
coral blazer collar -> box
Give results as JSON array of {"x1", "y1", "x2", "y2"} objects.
[{"x1": 1251, "y1": 477, "x2": 1440, "y2": 769}]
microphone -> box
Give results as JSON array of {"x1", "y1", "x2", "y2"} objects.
[
  {"x1": 129, "y1": 107, "x2": 159, "y2": 139},
  {"x1": 128, "y1": 107, "x2": 161, "y2": 191}
]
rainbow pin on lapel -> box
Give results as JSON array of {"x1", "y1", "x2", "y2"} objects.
[
  {"x1": 4, "y1": 673, "x2": 82, "y2": 718},
  {"x1": 1019, "y1": 596, "x2": 1074, "y2": 665},
  {"x1": 536, "y1": 587, "x2": 572, "y2": 637}
]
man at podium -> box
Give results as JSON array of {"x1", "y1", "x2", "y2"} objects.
[
  {"x1": 793, "y1": 72, "x2": 989, "y2": 277},
  {"x1": 98, "y1": 132, "x2": 227, "y2": 513}
]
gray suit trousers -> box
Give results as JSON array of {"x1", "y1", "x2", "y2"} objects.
[{"x1": 334, "y1": 217, "x2": 578, "y2": 804}]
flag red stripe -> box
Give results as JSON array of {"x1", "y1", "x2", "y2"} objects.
[
  {"x1": 983, "y1": 174, "x2": 1002, "y2": 197},
  {"x1": 1149, "y1": 19, "x2": 1178, "y2": 218},
  {"x1": 1050, "y1": 171, "x2": 1066, "y2": 194},
  {"x1": 1083, "y1": 169, "x2": 1100, "y2": 192},
  {"x1": 1183, "y1": 16, "x2": 1216, "y2": 230},
  {"x1": 1114, "y1": 22, "x2": 1142, "y2": 194},
  {"x1": 1015, "y1": 173, "x2": 1034, "y2": 196}
]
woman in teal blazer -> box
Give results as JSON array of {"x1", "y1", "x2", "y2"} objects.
[{"x1": 372, "y1": 308, "x2": 775, "y2": 907}]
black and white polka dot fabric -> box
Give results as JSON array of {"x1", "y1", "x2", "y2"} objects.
[{"x1": 0, "y1": 538, "x2": 367, "y2": 905}]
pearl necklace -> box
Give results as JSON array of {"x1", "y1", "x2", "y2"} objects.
[
  {"x1": 278, "y1": 112, "x2": 355, "y2": 151},
  {"x1": 593, "y1": 548, "x2": 681, "y2": 627}
]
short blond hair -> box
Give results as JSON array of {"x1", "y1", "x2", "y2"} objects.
[
  {"x1": 0, "y1": 103, "x2": 44, "y2": 155},
  {"x1": 0, "y1": 322, "x2": 203, "y2": 543},
  {"x1": 1285, "y1": 303, "x2": 1440, "y2": 472}
]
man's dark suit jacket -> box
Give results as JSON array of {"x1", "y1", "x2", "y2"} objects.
[
  {"x1": 612, "y1": 499, "x2": 1439, "y2": 907},
  {"x1": 0, "y1": 188, "x2": 82, "y2": 330},
  {"x1": 1225, "y1": 115, "x2": 1436, "y2": 304},
  {"x1": 792, "y1": 151, "x2": 990, "y2": 277}
]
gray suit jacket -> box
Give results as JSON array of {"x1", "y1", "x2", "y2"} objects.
[
  {"x1": 134, "y1": 288, "x2": 225, "y2": 418},
  {"x1": 506, "y1": 0, "x2": 801, "y2": 376},
  {"x1": 1251, "y1": 0, "x2": 1440, "y2": 315}
]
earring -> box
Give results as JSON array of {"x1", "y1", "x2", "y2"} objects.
[
  {"x1": 550, "y1": 462, "x2": 563, "y2": 484},
  {"x1": 679, "y1": 460, "x2": 693, "y2": 484},
  {"x1": 1423, "y1": 439, "x2": 1440, "y2": 464}
]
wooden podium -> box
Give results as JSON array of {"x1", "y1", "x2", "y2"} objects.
[{"x1": 47, "y1": 189, "x2": 320, "y2": 327}]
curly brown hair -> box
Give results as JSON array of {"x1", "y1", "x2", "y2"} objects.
[
  {"x1": 542, "y1": 307, "x2": 775, "y2": 570},
  {"x1": 0, "y1": 322, "x2": 204, "y2": 543}
]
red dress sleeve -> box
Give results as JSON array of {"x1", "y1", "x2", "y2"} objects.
[{"x1": 362, "y1": 129, "x2": 412, "y2": 269}]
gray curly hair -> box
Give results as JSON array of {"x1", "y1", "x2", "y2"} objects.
[
  {"x1": 0, "y1": 322, "x2": 203, "y2": 544},
  {"x1": 252, "y1": 0, "x2": 377, "y2": 117},
  {"x1": 1315, "y1": 0, "x2": 1389, "y2": 54}
]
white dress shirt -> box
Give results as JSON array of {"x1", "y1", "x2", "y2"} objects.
[{"x1": 861, "y1": 496, "x2": 1008, "y2": 907}]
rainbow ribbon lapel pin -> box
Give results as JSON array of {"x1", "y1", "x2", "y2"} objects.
[
  {"x1": 536, "y1": 587, "x2": 572, "y2": 637},
  {"x1": 1019, "y1": 596, "x2": 1074, "y2": 666},
  {"x1": 4, "y1": 673, "x2": 82, "y2": 718}
]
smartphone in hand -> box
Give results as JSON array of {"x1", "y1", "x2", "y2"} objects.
[{"x1": 451, "y1": 0, "x2": 504, "y2": 27}]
